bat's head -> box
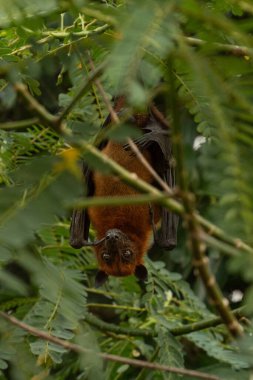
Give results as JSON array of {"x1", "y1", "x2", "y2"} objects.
[{"x1": 95, "y1": 228, "x2": 148, "y2": 287}]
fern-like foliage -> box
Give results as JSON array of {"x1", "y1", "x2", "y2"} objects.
[{"x1": 0, "y1": 0, "x2": 253, "y2": 379}]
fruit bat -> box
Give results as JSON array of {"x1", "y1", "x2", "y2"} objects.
[{"x1": 70, "y1": 96, "x2": 178, "y2": 286}]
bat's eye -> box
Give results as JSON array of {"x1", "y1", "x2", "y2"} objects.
[
  {"x1": 102, "y1": 253, "x2": 111, "y2": 263},
  {"x1": 122, "y1": 250, "x2": 132, "y2": 261}
]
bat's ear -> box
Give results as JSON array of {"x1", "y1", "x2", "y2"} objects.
[
  {"x1": 134, "y1": 264, "x2": 148, "y2": 282},
  {"x1": 95, "y1": 270, "x2": 108, "y2": 288}
]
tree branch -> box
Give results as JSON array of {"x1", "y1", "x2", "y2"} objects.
[
  {"x1": 84, "y1": 313, "x2": 153, "y2": 338},
  {"x1": 185, "y1": 36, "x2": 253, "y2": 58},
  {"x1": 83, "y1": 308, "x2": 247, "y2": 338},
  {"x1": 171, "y1": 307, "x2": 247, "y2": 336},
  {"x1": 201, "y1": 232, "x2": 243, "y2": 257},
  {"x1": 168, "y1": 65, "x2": 243, "y2": 338},
  {"x1": 197, "y1": 214, "x2": 253, "y2": 255},
  {"x1": 0, "y1": 311, "x2": 220, "y2": 380}
]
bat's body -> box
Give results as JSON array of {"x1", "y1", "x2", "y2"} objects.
[
  {"x1": 89, "y1": 140, "x2": 160, "y2": 278},
  {"x1": 70, "y1": 98, "x2": 178, "y2": 285}
]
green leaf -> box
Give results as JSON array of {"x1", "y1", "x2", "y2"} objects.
[
  {"x1": 0, "y1": 0, "x2": 58, "y2": 27},
  {"x1": 156, "y1": 330, "x2": 184, "y2": 380},
  {"x1": 188, "y1": 331, "x2": 251, "y2": 370}
]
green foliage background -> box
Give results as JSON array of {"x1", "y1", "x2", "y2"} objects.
[{"x1": 0, "y1": 0, "x2": 253, "y2": 379}]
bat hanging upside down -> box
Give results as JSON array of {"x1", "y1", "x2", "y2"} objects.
[{"x1": 70, "y1": 97, "x2": 178, "y2": 286}]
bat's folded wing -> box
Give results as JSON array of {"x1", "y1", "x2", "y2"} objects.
[
  {"x1": 69, "y1": 165, "x2": 93, "y2": 249},
  {"x1": 135, "y1": 117, "x2": 179, "y2": 250}
]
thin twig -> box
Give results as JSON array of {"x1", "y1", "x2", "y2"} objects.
[
  {"x1": 68, "y1": 194, "x2": 169, "y2": 209},
  {"x1": 185, "y1": 36, "x2": 253, "y2": 57},
  {"x1": 84, "y1": 308, "x2": 247, "y2": 337},
  {"x1": 41, "y1": 24, "x2": 110, "y2": 39},
  {"x1": 0, "y1": 311, "x2": 220, "y2": 380},
  {"x1": 171, "y1": 307, "x2": 247, "y2": 336},
  {"x1": 201, "y1": 232, "x2": 242, "y2": 257},
  {"x1": 57, "y1": 60, "x2": 107, "y2": 123},
  {"x1": 127, "y1": 137, "x2": 173, "y2": 194},
  {"x1": 14, "y1": 83, "x2": 60, "y2": 129},
  {"x1": 150, "y1": 103, "x2": 170, "y2": 129},
  {"x1": 84, "y1": 313, "x2": 153, "y2": 337},
  {"x1": 87, "y1": 303, "x2": 145, "y2": 312},
  {"x1": 198, "y1": 214, "x2": 253, "y2": 255},
  {"x1": 87, "y1": 51, "x2": 118, "y2": 122},
  {"x1": 0, "y1": 117, "x2": 39, "y2": 131}
]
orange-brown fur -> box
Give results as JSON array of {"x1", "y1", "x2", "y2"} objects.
[{"x1": 88, "y1": 141, "x2": 160, "y2": 277}]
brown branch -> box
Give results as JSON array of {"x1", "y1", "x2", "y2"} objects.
[
  {"x1": 150, "y1": 103, "x2": 170, "y2": 129},
  {"x1": 168, "y1": 65, "x2": 243, "y2": 338},
  {"x1": 127, "y1": 137, "x2": 173, "y2": 194},
  {"x1": 0, "y1": 311, "x2": 220, "y2": 380}
]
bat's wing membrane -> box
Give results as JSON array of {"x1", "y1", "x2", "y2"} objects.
[
  {"x1": 69, "y1": 103, "x2": 115, "y2": 249},
  {"x1": 135, "y1": 115, "x2": 179, "y2": 250},
  {"x1": 69, "y1": 165, "x2": 93, "y2": 248},
  {"x1": 158, "y1": 164, "x2": 179, "y2": 250}
]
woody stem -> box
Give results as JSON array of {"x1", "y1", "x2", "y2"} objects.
[{"x1": 168, "y1": 60, "x2": 243, "y2": 338}]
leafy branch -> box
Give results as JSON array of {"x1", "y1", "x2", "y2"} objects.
[
  {"x1": 84, "y1": 307, "x2": 247, "y2": 337},
  {"x1": 12, "y1": 77, "x2": 253, "y2": 255},
  {"x1": 0, "y1": 311, "x2": 220, "y2": 380},
  {"x1": 41, "y1": 23, "x2": 110, "y2": 39},
  {"x1": 10, "y1": 53, "x2": 252, "y2": 339}
]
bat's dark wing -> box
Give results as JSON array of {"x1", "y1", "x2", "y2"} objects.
[
  {"x1": 69, "y1": 164, "x2": 93, "y2": 248},
  {"x1": 134, "y1": 114, "x2": 179, "y2": 250},
  {"x1": 69, "y1": 112, "x2": 112, "y2": 249}
]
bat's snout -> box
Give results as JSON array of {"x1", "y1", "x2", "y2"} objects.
[{"x1": 105, "y1": 229, "x2": 121, "y2": 241}]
